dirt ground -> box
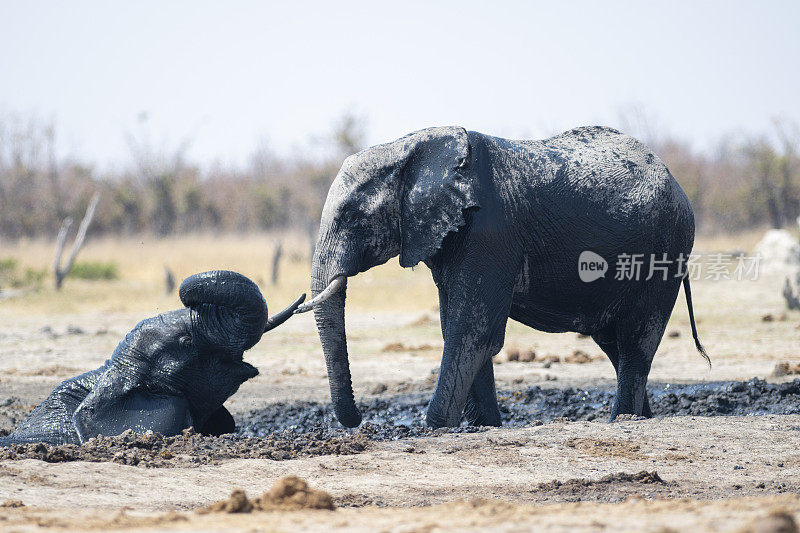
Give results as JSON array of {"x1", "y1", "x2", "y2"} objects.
[{"x1": 2, "y1": 233, "x2": 800, "y2": 531}]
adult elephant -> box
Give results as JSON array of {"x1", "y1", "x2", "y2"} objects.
[
  {"x1": 297, "y1": 125, "x2": 707, "y2": 428},
  {"x1": 0, "y1": 270, "x2": 304, "y2": 445}
]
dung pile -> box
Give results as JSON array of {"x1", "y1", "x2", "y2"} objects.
[{"x1": 199, "y1": 476, "x2": 335, "y2": 513}]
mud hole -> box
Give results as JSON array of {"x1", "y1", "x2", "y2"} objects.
[
  {"x1": 2, "y1": 378, "x2": 800, "y2": 468},
  {"x1": 238, "y1": 377, "x2": 800, "y2": 434}
]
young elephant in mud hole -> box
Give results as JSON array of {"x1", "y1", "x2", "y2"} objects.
[
  {"x1": 0, "y1": 270, "x2": 305, "y2": 446},
  {"x1": 296, "y1": 125, "x2": 708, "y2": 428}
]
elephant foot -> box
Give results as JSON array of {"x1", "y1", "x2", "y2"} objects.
[
  {"x1": 425, "y1": 411, "x2": 449, "y2": 429},
  {"x1": 608, "y1": 393, "x2": 653, "y2": 421},
  {"x1": 465, "y1": 413, "x2": 502, "y2": 427},
  {"x1": 426, "y1": 405, "x2": 463, "y2": 428},
  {"x1": 462, "y1": 397, "x2": 502, "y2": 427}
]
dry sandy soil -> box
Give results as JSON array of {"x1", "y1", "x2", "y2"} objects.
[{"x1": 2, "y1": 233, "x2": 800, "y2": 531}]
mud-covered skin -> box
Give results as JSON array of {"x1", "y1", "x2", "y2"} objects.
[
  {"x1": 311, "y1": 126, "x2": 702, "y2": 428},
  {"x1": 0, "y1": 271, "x2": 272, "y2": 446}
]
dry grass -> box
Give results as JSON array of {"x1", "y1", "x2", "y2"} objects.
[
  {"x1": 0, "y1": 232, "x2": 438, "y2": 316},
  {"x1": 2, "y1": 230, "x2": 799, "y2": 381}
]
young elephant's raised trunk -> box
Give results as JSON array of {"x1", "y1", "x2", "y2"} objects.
[
  {"x1": 311, "y1": 262, "x2": 361, "y2": 428},
  {"x1": 179, "y1": 270, "x2": 268, "y2": 353}
]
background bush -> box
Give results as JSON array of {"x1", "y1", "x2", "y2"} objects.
[
  {"x1": 67, "y1": 261, "x2": 119, "y2": 281},
  {"x1": 0, "y1": 112, "x2": 797, "y2": 240}
]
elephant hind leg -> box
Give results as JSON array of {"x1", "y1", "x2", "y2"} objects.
[
  {"x1": 592, "y1": 323, "x2": 620, "y2": 372},
  {"x1": 593, "y1": 323, "x2": 653, "y2": 419},
  {"x1": 462, "y1": 359, "x2": 502, "y2": 427},
  {"x1": 609, "y1": 312, "x2": 670, "y2": 420}
]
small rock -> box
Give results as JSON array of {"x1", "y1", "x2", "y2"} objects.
[
  {"x1": 0, "y1": 499, "x2": 24, "y2": 508},
  {"x1": 382, "y1": 342, "x2": 405, "y2": 352},
  {"x1": 667, "y1": 330, "x2": 681, "y2": 338},
  {"x1": 772, "y1": 362, "x2": 800, "y2": 377},
  {"x1": 614, "y1": 414, "x2": 646, "y2": 422},
  {"x1": 506, "y1": 347, "x2": 520, "y2": 362},
  {"x1": 564, "y1": 350, "x2": 595, "y2": 364},
  {"x1": 370, "y1": 383, "x2": 388, "y2": 395},
  {"x1": 39, "y1": 326, "x2": 58, "y2": 339}
]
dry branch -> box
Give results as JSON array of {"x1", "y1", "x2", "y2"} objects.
[
  {"x1": 271, "y1": 239, "x2": 283, "y2": 285},
  {"x1": 53, "y1": 192, "x2": 100, "y2": 289},
  {"x1": 164, "y1": 265, "x2": 176, "y2": 294}
]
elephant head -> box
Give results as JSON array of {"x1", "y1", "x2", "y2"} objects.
[
  {"x1": 298, "y1": 127, "x2": 478, "y2": 427},
  {"x1": 71, "y1": 270, "x2": 300, "y2": 441}
]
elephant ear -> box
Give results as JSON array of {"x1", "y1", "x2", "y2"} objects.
[
  {"x1": 72, "y1": 369, "x2": 194, "y2": 443},
  {"x1": 399, "y1": 126, "x2": 478, "y2": 268}
]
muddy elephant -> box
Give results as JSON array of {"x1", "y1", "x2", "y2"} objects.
[
  {"x1": 0, "y1": 270, "x2": 304, "y2": 445},
  {"x1": 297, "y1": 125, "x2": 707, "y2": 428}
]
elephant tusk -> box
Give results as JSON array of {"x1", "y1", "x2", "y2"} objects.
[
  {"x1": 263, "y1": 293, "x2": 307, "y2": 332},
  {"x1": 294, "y1": 276, "x2": 346, "y2": 314}
]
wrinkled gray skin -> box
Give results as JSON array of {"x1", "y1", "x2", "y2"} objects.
[
  {"x1": 311, "y1": 125, "x2": 707, "y2": 428},
  {"x1": 0, "y1": 270, "x2": 300, "y2": 446}
]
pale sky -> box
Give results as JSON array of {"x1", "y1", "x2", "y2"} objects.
[{"x1": 1, "y1": 1, "x2": 798, "y2": 169}]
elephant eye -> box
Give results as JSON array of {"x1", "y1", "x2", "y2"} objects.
[
  {"x1": 338, "y1": 209, "x2": 356, "y2": 225},
  {"x1": 179, "y1": 335, "x2": 193, "y2": 348}
]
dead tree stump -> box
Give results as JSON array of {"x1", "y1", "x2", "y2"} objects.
[{"x1": 53, "y1": 193, "x2": 100, "y2": 290}]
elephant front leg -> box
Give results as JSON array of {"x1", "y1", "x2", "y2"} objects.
[
  {"x1": 462, "y1": 359, "x2": 502, "y2": 426},
  {"x1": 426, "y1": 267, "x2": 515, "y2": 428},
  {"x1": 435, "y1": 282, "x2": 500, "y2": 425}
]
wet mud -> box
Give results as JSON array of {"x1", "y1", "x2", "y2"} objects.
[
  {"x1": 0, "y1": 427, "x2": 368, "y2": 467},
  {"x1": 1, "y1": 378, "x2": 799, "y2": 467},
  {"x1": 238, "y1": 377, "x2": 800, "y2": 435}
]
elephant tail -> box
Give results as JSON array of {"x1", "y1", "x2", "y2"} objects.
[{"x1": 683, "y1": 276, "x2": 710, "y2": 368}]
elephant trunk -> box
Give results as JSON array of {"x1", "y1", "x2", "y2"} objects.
[
  {"x1": 311, "y1": 259, "x2": 362, "y2": 428},
  {"x1": 179, "y1": 270, "x2": 268, "y2": 353}
]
